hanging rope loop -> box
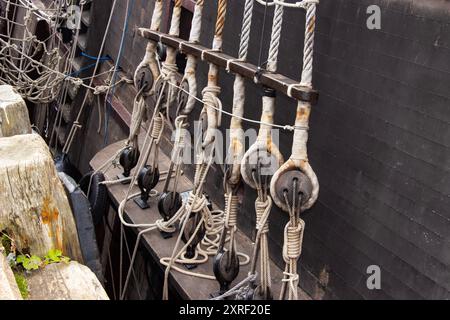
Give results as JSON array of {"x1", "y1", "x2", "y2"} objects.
[
  {"x1": 255, "y1": 197, "x2": 271, "y2": 234},
  {"x1": 282, "y1": 220, "x2": 304, "y2": 262}
]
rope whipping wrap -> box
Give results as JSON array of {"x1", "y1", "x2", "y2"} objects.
[
  {"x1": 231, "y1": 0, "x2": 286, "y2": 300},
  {"x1": 240, "y1": 0, "x2": 285, "y2": 190},
  {"x1": 160, "y1": 0, "x2": 235, "y2": 300},
  {"x1": 126, "y1": 0, "x2": 164, "y2": 149},
  {"x1": 159, "y1": 0, "x2": 182, "y2": 112},
  {"x1": 201, "y1": 0, "x2": 228, "y2": 147},
  {"x1": 214, "y1": 0, "x2": 255, "y2": 295},
  {"x1": 267, "y1": 2, "x2": 319, "y2": 300},
  {"x1": 226, "y1": 0, "x2": 254, "y2": 186},
  {"x1": 270, "y1": 1, "x2": 319, "y2": 212},
  {"x1": 133, "y1": 0, "x2": 163, "y2": 93},
  {"x1": 178, "y1": 0, "x2": 204, "y2": 115}
]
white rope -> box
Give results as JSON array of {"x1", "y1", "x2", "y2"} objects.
[
  {"x1": 177, "y1": 0, "x2": 204, "y2": 115},
  {"x1": 167, "y1": 80, "x2": 304, "y2": 131},
  {"x1": 0, "y1": 1, "x2": 100, "y2": 104}
]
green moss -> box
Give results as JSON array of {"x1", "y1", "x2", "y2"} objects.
[{"x1": 13, "y1": 273, "x2": 29, "y2": 299}]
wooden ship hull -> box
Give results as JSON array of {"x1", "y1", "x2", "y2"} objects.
[{"x1": 0, "y1": 0, "x2": 449, "y2": 300}]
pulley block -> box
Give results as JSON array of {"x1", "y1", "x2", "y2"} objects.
[
  {"x1": 134, "y1": 165, "x2": 160, "y2": 209},
  {"x1": 158, "y1": 191, "x2": 183, "y2": 222},
  {"x1": 118, "y1": 146, "x2": 140, "y2": 182},
  {"x1": 182, "y1": 212, "x2": 206, "y2": 270},
  {"x1": 136, "y1": 66, "x2": 154, "y2": 94},
  {"x1": 243, "y1": 147, "x2": 280, "y2": 188},
  {"x1": 273, "y1": 170, "x2": 313, "y2": 210},
  {"x1": 213, "y1": 250, "x2": 240, "y2": 294}
]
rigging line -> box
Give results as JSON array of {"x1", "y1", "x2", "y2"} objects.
[
  {"x1": 62, "y1": 0, "x2": 119, "y2": 155},
  {"x1": 81, "y1": 51, "x2": 111, "y2": 61},
  {"x1": 0, "y1": 38, "x2": 97, "y2": 91},
  {"x1": 103, "y1": 0, "x2": 135, "y2": 146},
  {"x1": 257, "y1": 0, "x2": 270, "y2": 69},
  {"x1": 166, "y1": 80, "x2": 304, "y2": 131}
]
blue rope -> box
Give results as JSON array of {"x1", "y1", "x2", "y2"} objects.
[
  {"x1": 104, "y1": 0, "x2": 135, "y2": 146},
  {"x1": 81, "y1": 51, "x2": 111, "y2": 61},
  {"x1": 66, "y1": 62, "x2": 97, "y2": 78}
]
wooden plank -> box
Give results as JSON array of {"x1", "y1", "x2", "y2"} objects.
[
  {"x1": 90, "y1": 137, "x2": 310, "y2": 300},
  {"x1": 138, "y1": 29, "x2": 319, "y2": 104}
]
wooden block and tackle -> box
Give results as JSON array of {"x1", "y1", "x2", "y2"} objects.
[{"x1": 90, "y1": 137, "x2": 310, "y2": 300}]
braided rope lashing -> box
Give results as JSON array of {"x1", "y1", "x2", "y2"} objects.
[
  {"x1": 270, "y1": 2, "x2": 319, "y2": 213},
  {"x1": 161, "y1": 0, "x2": 234, "y2": 300},
  {"x1": 226, "y1": 0, "x2": 254, "y2": 186},
  {"x1": 240, "y1": 0, "x2": 285, "y2": 189},
  {"x1": 177, "y1": 0, "x2": 204, "y2": 115},
  {"x1": 134, "y1": 0, "x2": 163, "y2": 94},
  {"x1": 268, "y1": 2, "x2": 319, "y2": 300},
  {"x1": 236, "y1": 0, "x2": 286, "y2": 300},
  {"x1": 212, "y1": 0, "x2": 255, "y2": 296},
  {"x1": 160, "y1": 0, "x2": 182, "y2": 88},
  {"x1": 201, "y1": 0, "x2": 228, "y2": 148}
]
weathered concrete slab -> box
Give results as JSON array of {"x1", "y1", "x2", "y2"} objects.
[
  {"x1": 27, "y1": 261, "x2": 109, "y2": 300},
  {"x1": 0, "y1": 85, "x2": 31, "y2": 137}
]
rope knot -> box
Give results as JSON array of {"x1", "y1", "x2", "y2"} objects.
[
  {"x1": 156, "y1": 218, "x2": 176, "y2": 233},
  {"x1": 224, "y1": 193, "x2": 239, "y2": 229},
  {"x1": 282, "y1": 220, "x2": 305, "y2": 262},
  {"x1": 151, "y1": 114, "x2": 164, "y2": 141},
  {"x1": 255, "y1": 197, "x2": 272, "y2": 234},
  {"x1": 93, "y1": 85, "x2": 109, "y2": 95},
  {"x1": 186, "y1": 191, "x2": 208, "y2": 213},
  {"x1": 202, "y1": 85, "x2": 223, "y2": 128},
  {"x1": 161, "y1": 62, "x2": 178, "y2": 80}
]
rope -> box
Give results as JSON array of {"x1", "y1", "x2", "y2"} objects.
[
  {"x1": 201, "y1": 0, "x2": 228, "y2": 147},
  {"x1": 62, "y1": 0, "x2": 119, "y2": 155},
  {"x1": 103, "y1": 0, "x2": 135, "y2": 146},
  {"x1": 300, "y1": 3, "x2": 316, "y2": 87},
  {"x1": 267, "y1": 1, "x2": 284, "y2": 72},
  {"x1": 238, "y1": 0, "x2": 255, "y2": 61},
  {"x1": 270, "y1": 1, "x2": 319, "y2": 215},
  {"x1": 177, "y1": 0, "x2": 204, "y2": 115}
]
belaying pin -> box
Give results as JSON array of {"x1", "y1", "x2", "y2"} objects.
[{"x1": 134, "y1": 165, "x2": 160, "y2": 209}]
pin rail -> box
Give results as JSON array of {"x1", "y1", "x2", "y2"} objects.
[{"x1": 138, "y1": 28, "x2": 319, "y2": 105}]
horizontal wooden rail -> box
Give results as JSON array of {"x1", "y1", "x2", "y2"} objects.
[{"x1": 138, "y1": 28, "x2": 319, "y2": 105}]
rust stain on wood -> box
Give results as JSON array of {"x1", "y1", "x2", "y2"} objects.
[
  {"x1": 41, "y1": 196, "x2": 63, "y2": 250},
  {"x1": 41, "y1": 196, "x2": 59, "y2": 224}
]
